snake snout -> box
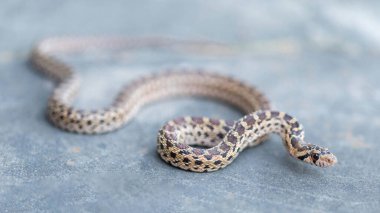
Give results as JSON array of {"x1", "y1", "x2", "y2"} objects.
[{"x1": 317, "y1": 153, "x2": 337, "y2": 167}]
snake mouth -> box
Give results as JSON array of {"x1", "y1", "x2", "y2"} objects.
[{"x1": 316, "y1": 155, "x2": 338, "y2": 167}]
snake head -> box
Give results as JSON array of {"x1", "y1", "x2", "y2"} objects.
[{"x1": 297, "y1": 144, "x2": 337, "y2": 167}]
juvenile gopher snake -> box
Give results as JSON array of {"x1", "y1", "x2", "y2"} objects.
[{"x1": 31, "y1": 37, "x2": 337, "y2": 172}]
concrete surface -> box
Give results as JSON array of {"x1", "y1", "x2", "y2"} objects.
[{"x1": 0, "y1": 1, "x2": 380, "y2": 212}]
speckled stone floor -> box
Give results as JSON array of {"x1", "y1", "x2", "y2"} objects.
[{"x1": 1, "y1": 1, "x2": 379, "y2": 212}]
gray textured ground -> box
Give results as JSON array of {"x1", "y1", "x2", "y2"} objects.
[{"x1": 1, "y1": 1, "x2": 380, "y2": 212}]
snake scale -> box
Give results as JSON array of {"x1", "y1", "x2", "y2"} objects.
[{"x1": 31, "y1": 37, "x2": 337, "y2": 172}]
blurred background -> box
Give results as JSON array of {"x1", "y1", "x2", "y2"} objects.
[{"x1": 0, "y1": 1, "x2": 379, "y2": 212}]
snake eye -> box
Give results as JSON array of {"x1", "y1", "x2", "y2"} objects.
[{"x1": 311, "y1": 153, "x2": 320, "y2": 161}]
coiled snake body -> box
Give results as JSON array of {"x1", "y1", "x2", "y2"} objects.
[{"x1": 31, "y1": 37, "x2": 337, "y2": 172}]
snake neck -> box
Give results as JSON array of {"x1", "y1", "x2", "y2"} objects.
[{"x1": 223, "y1": 111, "x2": 337, "y2": 167}]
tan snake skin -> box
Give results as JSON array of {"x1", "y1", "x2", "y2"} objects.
[{"x1": 30, "y1": 37, "x2": 337, "y2": 172}]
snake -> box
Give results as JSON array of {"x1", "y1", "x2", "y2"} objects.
[{"x1": 30, "y1": 37, "x2": 337, "y2": 172}]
